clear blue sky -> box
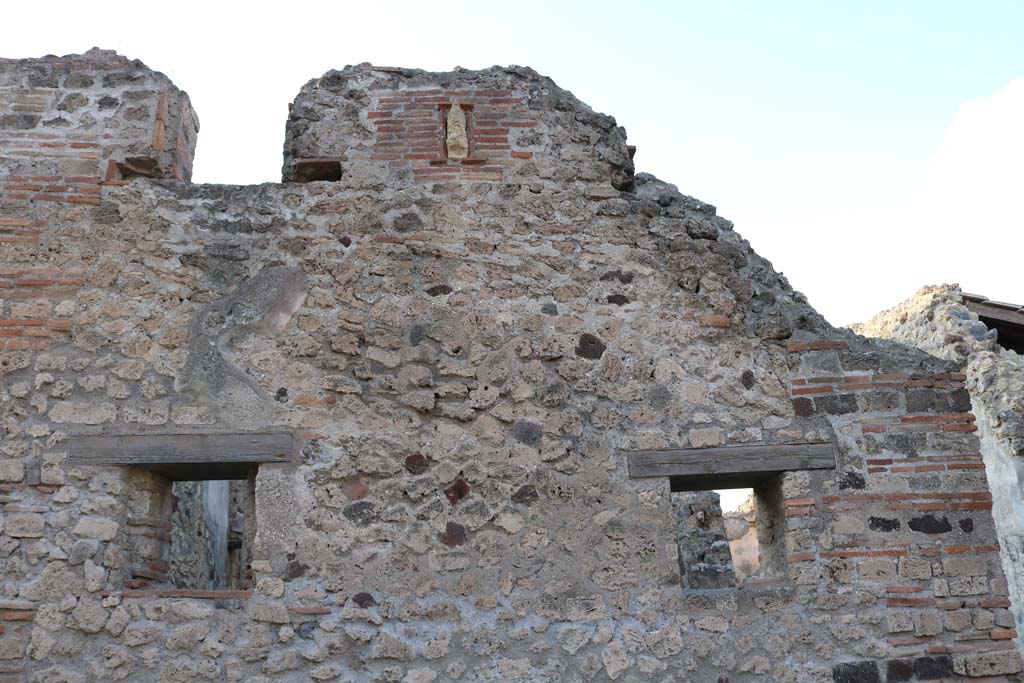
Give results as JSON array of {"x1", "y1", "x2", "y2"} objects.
[{"x1": 5, "y1": 1, "x2": 1024, "y2": 324}]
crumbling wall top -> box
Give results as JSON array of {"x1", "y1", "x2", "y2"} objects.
[
  {"x1": 0, "y1": 48, "x2": 198, "y2": 182},
  {"x1": 282, "y1": 63, "x2": 634, "y2": 187},
  {"x1": 3, "y1": 49, "x2": 1021, "y2": 681}
]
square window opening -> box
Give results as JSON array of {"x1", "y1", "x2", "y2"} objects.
[
  {"x1": 168, "y1": 477, "x2": 256, "y2": 590},
  {"x1": 670, "y1": 475, "x2": 786, "y2": 590},
  {"x1": 124, "y1": 466, "x2": 258, "y2": 592},
  {"x1": 68, "y1": 431, "x2": 293, "y2": 596}
]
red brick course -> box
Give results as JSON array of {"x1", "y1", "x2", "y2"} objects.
[
  {"x1": 363, "y1": 88, "x2": 537, "y2": 182},
  {"x1": 783, "y1": 340, "x2": 1013, "y2": 667}
]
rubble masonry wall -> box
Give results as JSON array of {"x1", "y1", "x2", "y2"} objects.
[{"x1": 0, "y1": 54, "x2": 1021, "y2": 683}]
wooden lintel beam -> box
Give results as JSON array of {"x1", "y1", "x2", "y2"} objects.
[
  {"x1": 965, "y1": 301, "x2": 1024, "y2": 330},
  {"x1": 102, "y1": 589, "x2": 252, "y2": 600},
  {"x1": 68, "y1": 432, "x2": 294, "y2": 467},
  {"x1": 626, "y1": 442, "x2": 835, "y2": 480}
]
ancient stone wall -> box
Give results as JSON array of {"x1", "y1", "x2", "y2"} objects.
[
  {"x1": 858, "y1": 285, "x2": 1024, "y2": 654},
  {"x1": 0, "y1": 53, "x2": 1021, "y2": 683},
  {"x1": 282, "y1": 65, "x2": 633, "y2": 188},
  {"x1": 0, "y1": 47, "x2": 197, "y2": 184}
]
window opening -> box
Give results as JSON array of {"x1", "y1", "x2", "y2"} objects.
[
  {"x1": 671, "y1": 476, "x2": 786, "y2": 590},
  {"x1": 624, "y1": 440, "x2": 835, "y2": 591},
  {"x1": 126, "y1": 469, "x2": 256, "y2": 591},
  {"x1": 167, "y1": 478, "x2": 255, "y2": 590},
  {"x1": 68, "y1": 431, "x2": 292, "y2": 595}
]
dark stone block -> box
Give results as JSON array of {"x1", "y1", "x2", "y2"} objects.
[
  {"x1": 927, "y1": 431, "x2": 974, "y2": 453},
  {"x1": 103, "y1": 72, "x2": 144, "y2": 87},
  {"x1": 23, "y1": 456, "x2": 40, "y2": 486},
  {"x1": 404, "y1": 453, "x2": 430, "y2": 475},
  {"x1": 712, "y1": 241, "x2": 748, "y2": 266},
  {"x1": 800, "y1": 350, "x2": 843, "y2": 375},
  {"x1": 606, "y1": 294, "x2": 629, "y2": 306},
  {"x1": 814, "y1": 393, "x2": 858, "y2": 415},
  {"x1": 793, "y1": 397, "x2": 815, "y2": 417},
  {"x1": 600, "y1": 269, "x2": 634, "y2": 284},
  {"x1": 868, "y1": 516, "x2": 900, "y2": 532},
  {"x1": 913, "y1": 655, "x2": 953, "y2": 680},
  {"x1": 647, "y1": 385, "x2": 672, "y2": 410},
  {"x1": 512, "y1": 485, "x2": 539, "y2": 505},
  {"x1": 541, "y1": 303, "x2": 558, "y2": 315},
  {"x1": 839, "y1": 472, "x2": 866, "y2": 490},
  {"x1": 885, "y1": 659, "x2": 913, "y2": 682},
  {"x1": 510, "y1": 420, "x2": 543, "y2": 446},
  {"x1": 959, "y1": 518, "x2": 974, "y2": 532},
  {"x1": 539, "y1": 381, "x2": 569, "y2": 406},
  {"x1": 686, "y1": 563, "x2": 734, "y2": 590},
  {"x1": 575, "y1": 333, "x2": 606, "y2": 359},
  {"x1": 0, "y1": 113, "x2": 41, "y2": 130},
  {"x1": 409, "y1": 324, "x2": 427, "y2": 346},
  {"x1": 946, "y1": 388, "x2": 972, "y2": 413},
  {"x1": 685, "y1": 217, "x2": 719, "y2": 240},
  {"x1": 58, "y1": 93, "x2": 90, "y2": 113},
  {"x1": 445, "y1": 479, "x2": 470, "y2": 505},
  {"x1": 883, "y1": 433, "x2": 925, "y2": 457},
  {"x1": 285, "y1": 558, "x2": 308, "y2": 580},
  {"x1": 969, "y1": 322, "x2": 988, "y2": 340},
  {"x1": 353, "y1": 592, "x2": 376, "y2": 608},
  {"x1": 440, "y1": 521, "x2": 467, "y2": 546},
  {"x1": 1000, "y1": 409, "x2": 1024, "y2": 438},
  {"x1": 343, "y1": 501, "x2": 378, "y2": 526},
  {"x1": 64, "y1": 73, "x2": 94, "y2": 89},
  {"x1": 426, "y1": 284, "x2": 452, "y2": 296},
  {"x1": 280, "y1": 237, "x2": 308, "y2": 256},
  {"x1": 27, "y1": 70, "x2": 59, "y2": 88},
  {"x1": 754, "y1": 315, "x2": 792, "y2": 341},
  {"x1": 125, "y1": 90, "x2": 158, "y2": 103},
  {"x1": 832, "y1": 661, "x2": 880, "y2": 683},
  {"x1": 906, "y1": 389, "x2": 938, "y2": 413},
  {"x1": 858, "y1": 391, "x2": 899, "y2": 412},
  {"x1": 840, "y1": 352, "x2": 883, "y2": 372},
  {"x1": 740, "y1": 370, "x2": 755, "y2": 389},
  {"x1": 908, "y1": 514, "x2": 952, "y2": 534},
  {"x1": 394, "y1": 212, "x2": 423, "y2": 232}
]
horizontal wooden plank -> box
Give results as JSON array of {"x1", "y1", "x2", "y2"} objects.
[
  {"x1": 106, "y1": 589, "x2": 252, "y2": 600},
  {"x1": 966, "y1": 300, "x2": 1024, "y2": 329},
  {"x1": 626, "y1": 442, "x2": 835, "y2": 479},
  {"x1": 68, "y1": 432, "x2": 293, "y2": 467}
]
